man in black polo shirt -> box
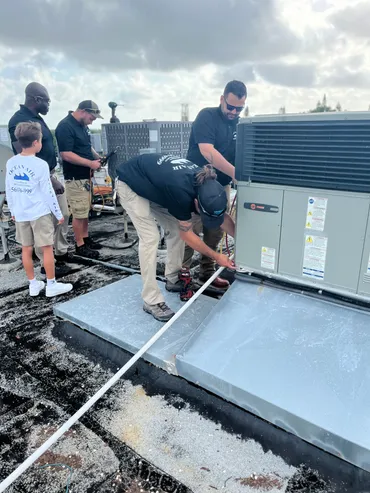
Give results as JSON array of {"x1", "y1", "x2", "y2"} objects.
[
  {"x1": 8, "y1": 82, "x2": 72, "y2": 272},
  {"x1": 55, "y1": 101, "x2": 103, "y2": 259},
  {"x1": 185, "y1": 80, "x2": 247, "y2": 288},
  {"x1": 116, "y1": 153, "x2": 235, "y2": 322}
]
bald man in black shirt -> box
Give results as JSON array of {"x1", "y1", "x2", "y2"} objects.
[{"x1": 8, "y1": 82, "x2": 72, "y2": 273}]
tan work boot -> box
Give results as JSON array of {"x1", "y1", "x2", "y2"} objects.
[{"x1": 143, "y1": 302, "x2": 175, "y2": 322}]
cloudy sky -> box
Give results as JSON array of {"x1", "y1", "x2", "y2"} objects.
[{"x1": 0, "y1": 0, "x2": 369, "y2": 129}]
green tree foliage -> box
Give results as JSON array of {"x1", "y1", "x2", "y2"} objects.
[{"x1": 309, "y1": 94, "x2": 343, "y2": 113}]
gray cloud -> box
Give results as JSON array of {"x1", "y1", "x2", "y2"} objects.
[
  {"x1": 330, "y1": 1, "x2": 370, "y2": 38},
  {"x1": 0, "y1": 0, "x2": 301, "y2": 72},
  {"x1": 214, "y1": 63, "x2": 256, "y2": 88},
  {"x1": 317, "y1": 53, "x2": 370, "y2": 89},
  {"x1": 320, "y1": 68, "x2": 370, "y2": 89},
  {"x1": 0, "y1": 51, "x2": 60, "y2": 80},
  {"x1": 312, "y1": 0, "x2": 332, "y2": 13},
  {"x1": 255, "y1": 63, "x2": 317, "y2": 87},
  {"x1": 346, "y1": 54, "x2": 365, "y2": 69}
]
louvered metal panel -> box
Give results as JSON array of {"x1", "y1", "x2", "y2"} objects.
[
  {"x1": 235, "y1": 112, "x2": 370, "y2": 303},
  {"x1": 236, "y1": 113, "x2": 370, "y2": 193},
  {"x1": 103, "y1": 121, "x2": 193, "y2": 182}
]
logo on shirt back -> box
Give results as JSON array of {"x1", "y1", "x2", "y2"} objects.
[
  {"x1": 157, "y1": 155, "x2": 198, "y2": 171},
  {"x1": 14, "y1": 173, "x2": 30, "y2": 182},
  {"x1": 157, "y1": 155, "x2": 182, "y2": 165},
  {"x1": 9, "y1": 165, "x2": 34, "y2": 193}
]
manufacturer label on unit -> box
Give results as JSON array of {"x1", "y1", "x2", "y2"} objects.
[
  {"x1": 305, "y1": 197, "x2": 328, "y2": 232},
  {"x1": 0, "y1": 128, "x2": 9, "y2": 142},
  {"x1": 261, "y1": 246, "x2": 276, "y2": 270},
  {"x1": 302, "y1": 235, "x2": 328, "y2": 280}
]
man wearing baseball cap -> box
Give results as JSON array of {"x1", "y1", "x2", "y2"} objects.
[
  {"x1": 77, "y1": 100, "x2": 104, "y2": 118},
  {"x1": 116, "y1": 153, "x2": 235, "y2": 322},
  {"x1": 55, "y1": 100, "x2": 104, "y2": 259}
]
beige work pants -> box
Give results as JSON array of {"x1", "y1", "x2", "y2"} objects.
[{"x1": 117, "y1": 181, "x2": 185, "y2": 306}]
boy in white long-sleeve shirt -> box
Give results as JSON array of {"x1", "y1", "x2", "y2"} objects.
[{"x1": 6, "y1": 122, "x2": 73, "y2": 297}]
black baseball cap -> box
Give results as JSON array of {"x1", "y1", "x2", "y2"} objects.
[
  {"x1": 78, "y1": 100, "x2": 103, "y2": 118},
  {"x1": 197, "y1": 179, "x2": 228, "y2": 230}
]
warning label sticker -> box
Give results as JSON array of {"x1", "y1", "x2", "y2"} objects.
[
  {"x1": 305, "y1": 196, "x2": 328, "y2": 232},
  {"x1": 302, "y1": 235, "x2": 328, "y2": 280},
  {"x1": 261, "y1": 246, "x2": 276, "y2": 270}
]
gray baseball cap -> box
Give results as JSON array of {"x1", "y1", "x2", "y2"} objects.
[{"x1": 78, "y1": 100, "x2": 103, "y2": 118}]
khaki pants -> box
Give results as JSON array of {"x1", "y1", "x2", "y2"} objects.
[
  {"x1": 65, "y1": 179, "x2": 91, "y2": 219},
  {"x1": 183, "y1": 184, "x2": 231, "y2": 279},
  {"x1": 35, "y1": 192, "x2": 70, "y2": 262},
  {"x1": 16, "y1": 214, "x2": 54, "y2": 248},
  {"x1": 117, "y1": 181, "x2": 185, "y2": 306}
]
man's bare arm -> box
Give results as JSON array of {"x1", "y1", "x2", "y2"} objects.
[
  {"x1": 178, "y1": 221, "x2": 235, "y2": 269},
  {"x1": 220, "y1": 213, "x2": 235, "y2": 238},
  {"x1": 91, "y1": 147, "x2": 101, "y2": 160},
  {"x1": 178, "y1": 221, "x2": 193, "y2": 233},
  {"x1": 60, "y1": 151, "x2": 100, "y2": 169},
  {"x1": 198, "y1": 143, "x2": 235, "y2": 180}
]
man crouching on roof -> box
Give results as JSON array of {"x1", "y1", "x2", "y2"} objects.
[{"x1": 116, "y1": 153, "x2": 235, "y2": 323}]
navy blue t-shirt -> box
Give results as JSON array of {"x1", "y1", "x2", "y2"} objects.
[
  {"x1": 187, "y1": 106, "x2": 238, "y2": 186},
  {"x1": 8, "y1": 105, "x2": 57, "y2": 172},
  {"x1": 116, "y1": 154, "x2": 200, "y2": 221},
  {"x1": 55, "y1": 112, "x2": 93, "y2": 180}
]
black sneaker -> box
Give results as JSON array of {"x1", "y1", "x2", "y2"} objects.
[
  {"x1": 75, "y1": 244, "x2": 100, "y2": 259},
  {"x1": 165, "y1": 280, "x2": 183, "y2": 293},
  {"x1": 40, "y1": 264, "x2": 72, "y2": 279},
  {"x1": 55, "y1": 251, "x2": 75, "y2": 263},
  {"x1": 83, "y1": 237, "x2": 103, "y2": 250}
]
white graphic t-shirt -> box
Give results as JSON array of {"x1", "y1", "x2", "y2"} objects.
[{"x1": 5, "y1": 154, "x2": 62, "y2": 222}]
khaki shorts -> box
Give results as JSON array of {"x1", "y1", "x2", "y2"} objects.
[
  {"x1": 16, "y1": 214, "x2": 54, "y2": 248},
  {"x1": 65, "y1": 179, "x2": 91, "y2": 219}
]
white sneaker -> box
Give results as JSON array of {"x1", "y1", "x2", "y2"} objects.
[
  {"x1": 46, "y1": 282, "x2": 73, "y2": 298},
  {"x1": 29, "y1": 280, "x2": 45, "y2": 297}
]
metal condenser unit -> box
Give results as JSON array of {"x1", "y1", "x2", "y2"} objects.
[{"x1": 234, "y1": 112, "x2": 370, "y2": 304}]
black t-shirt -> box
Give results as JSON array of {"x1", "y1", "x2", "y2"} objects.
[
  {"x1": 55, "y1": 112, "x2": 93, "y2": 180},
  {"x1": 117, "y1": 153, "x2": 200, "y2": 221},
  {"x1": 187, "y1": 105, "x2": 238, "y2": 186},
  {"x1": 8, "y1": 105, "x2": 57, "y2": 172}
]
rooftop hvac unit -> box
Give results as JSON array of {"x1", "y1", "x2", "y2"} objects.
[{"x1": 234, "y1": 112, "x2": 370, "y2": 305}]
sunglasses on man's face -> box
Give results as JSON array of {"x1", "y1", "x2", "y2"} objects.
[{"x1": 224, "y1": 98, "x2": 244, "y2": 113}]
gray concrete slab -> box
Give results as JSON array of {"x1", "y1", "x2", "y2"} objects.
[
  {"x1": 176, "y1": 279, "x2": 370, "y2": 473},
  {"x1": 53, "y1": 274, "x2": 217, "y2": 374}
]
